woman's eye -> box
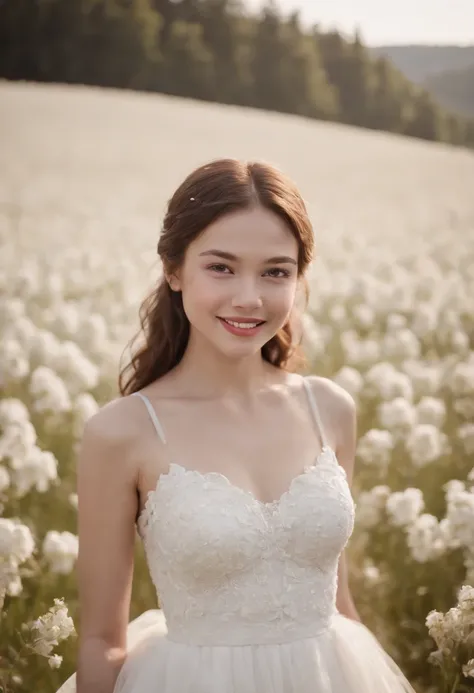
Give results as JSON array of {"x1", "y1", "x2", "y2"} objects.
[
  {"x1": 209, "y1": 263, "x2": 231, "y2": 273},
  {"x1": 265, "y1": 268, "x2": 291, "y2": 278}
]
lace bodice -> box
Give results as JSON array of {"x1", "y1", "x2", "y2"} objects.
[{"x1": 133, "y1": 381, "x2": 356, "y2": 647}]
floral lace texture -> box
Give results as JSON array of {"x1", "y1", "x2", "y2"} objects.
[{"x1": 137, "y1": 447, "x2": 355, "y2": 647}]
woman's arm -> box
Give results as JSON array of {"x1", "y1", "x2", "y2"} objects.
[
  {"x1": 308, "y1": 376, "x2": 361, "y2": 622},
  {"x1": 332, "y1": 382, "x2": 361, "y2": 622},
  {"x1": 75, "y1": 401, "x2": 139, "y2": 693}
]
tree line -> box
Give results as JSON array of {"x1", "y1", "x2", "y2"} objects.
[{"x1": 1, "y1": 0, "x2": 474, "y2": 148}]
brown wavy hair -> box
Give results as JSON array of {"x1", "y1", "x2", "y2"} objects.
[{"x1": 119, "y1": 159, "x2": 314, "y2": 396}]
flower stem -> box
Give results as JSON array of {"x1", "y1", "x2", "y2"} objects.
[{"x1": 450, "y1": 673, "x2": 460, "y2": 693}]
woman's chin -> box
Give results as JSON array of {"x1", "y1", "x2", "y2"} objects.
[{"x1": 210, "y1": 337, "x2": 267, "y2": 361}]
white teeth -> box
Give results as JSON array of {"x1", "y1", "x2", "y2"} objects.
[{"x1": 224, "y1": 319, "x2": 260, "y2": 329}]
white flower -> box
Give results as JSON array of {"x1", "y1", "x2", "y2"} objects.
[
  {"x1": 378, "y1": 397, "x2": 417, "y2": 433},
  {"x1": 55, "y1": 341, "x2": 100, "y2": 394},
  {"x1": 0, "y1": 518, "x2": 35, "y2": 597},
  {"x1": 357, "y1": 429, "x2": 394, "y2": 470},
  {"x1": 405, "y1": 424, "x2": 445, "y2": 468},
  {"x1": 426, "y1": 609, "x2": 445, "y2": 635},
  {"x1": 463, "y1": 659, "x2": 474, "y2": 678},
  {"x1": 0, "y1": 465, "x2": 11, "y2": 492},
  {"x1": 328, "y1": 304, "x2": 347, "y2": 327},
  {"x1": 29, "y1": 366, "x2": 72, "y2": 414},
  {"x1": 48, "y1": 303, "x2": 81, "y2": 340},
  {"x1": 386, "y1": 488, "x2": 424, "y2": 528},
  {"x1": 48, "y1": 654, "x2": 63, "y2": 669},
  {"x1": 382, "y1": 328, "x2": 421, "y2": 362},
  {"x1": 427, "y1": 649, "x2": 443, "y2": 668},
  {"x1": 401, "y1": 360, "x2": 441, "y2": 398},
  {"x1": 3, "y1": 570, "x2": 23, "y2": 597},
  {"x1": 426, "y1": 606, "x2": 464, "y2": 651},
  {"x1": 457, "y1": 585, "x2": 474, "y2": 610},
  {"x1": 353, "y1": 304, "x2": 375, "y2": 330},
  {"x1": 444, "y1": 479, "x2": 466, "y2": 498},
  {"x1": 0, "y1": 338, "x2": 30, "y2": 385},
  {"x1": 411, "y1": 304, "x2": 438, "y2": 339},
  {"x1": 444, "y1": 485, "x2": 474, "y2": 549},
  {"x1": 450, "y1": 361, "x2": 474, "y2": 397},
  {"x1": 341, "y1": 332, "x2": 380, "y2": 369},
  {"x1": 406, "y1": 514, "x2": 446, "y2": 562},
  {"x1": 416, "y1": 397, "x2": 446, "y2": 428},
  {"x1": 29, "y1": 329, "x2": 62, "y2": 367},
  {"x1": 79, "y1": 312, "x2": 109, "y2": 352},
  {"x1": 0, "y1": 518, "x2": 35, "y2": 565},
  {"x1": 301, "y1": 313, "x2": 326, "y2": 360},
  {"x1": 0, "y1": 297, "x2": 25, "y2": 325},
  {"x1": 386, "y1": 314, "x2": 407, "y2": 332},
  {"x1": 29, "y1": 598, "x2": 76, "y2": 656},
  {"x1": 43, "y1": 531, "x2": 79, "y2": 574},
  {"x1": 0, "y1": 398, "x2": 30, "y2": 427},
  {"x1": 355, "y1": 485, "x2": 391, "y2": 528},
  {"x1": 333, "y1": 366, "x2": 363, "y2": 398},
  {"x1": 364, "y1": 363, "x2": 413, "y2": 401},
  {"x1": 364, "y1": 362, "x2": 397, "y2": 399},
  {"x1": 10, "y1": 447, "x2": 58, "y2": 496},
  {"x1": 451, "y1": 329, "x2": 469, "y2": 354},
  {"x1": 362, "y1": 561, "x2": 380, "y2": 585},
  {"x1": 0, "y1": 420, "x2": 37, "y2": 465},
  {"x1": 10, "y1": 316, "x2": 37, "y2": 347}
]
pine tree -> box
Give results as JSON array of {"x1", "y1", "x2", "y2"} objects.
[
  {"x1": 164, "y1": 19, "x2": 216, "y2": 100},
  {"x1": 248, "y1": 2, "x2": 288, "y2": 111}
]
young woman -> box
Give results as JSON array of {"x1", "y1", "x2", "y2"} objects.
[{"x1": 58, "y1": 159, "x2": 415, "y2": 692}]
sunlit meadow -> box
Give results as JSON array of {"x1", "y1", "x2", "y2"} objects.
[{"x1": 1, "y1": 81, "x2": 474, "y2": 693}]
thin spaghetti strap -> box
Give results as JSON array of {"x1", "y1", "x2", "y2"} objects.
[
  {"x1": 302, "y1": 378, "x2": 328, "y2": 449},
  {"x1": 133, "y1": 392, "x2": 167, "y2": 445}
]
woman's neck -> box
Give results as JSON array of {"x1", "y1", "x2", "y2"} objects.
[{"x1": 171, "y1": 334, "x2": 278, "y2": 399}]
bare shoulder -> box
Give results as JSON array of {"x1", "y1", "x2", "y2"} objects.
[
  {"x1": 78, "y1": 394, "x2": 148, "y2": 483},
  {"x1": 304, "y1": 375, "x2": 357, "y2": 478},
  {"x1": 305, "y1": 375, "x2": 356, "y2": 425},
  {"x1": 83, "y1": 393, "x2": 148, "y2": 446}
]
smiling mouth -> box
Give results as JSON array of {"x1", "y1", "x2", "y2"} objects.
[{"x1": 218, "y1": 317, "x2": 266, "y2": 329}]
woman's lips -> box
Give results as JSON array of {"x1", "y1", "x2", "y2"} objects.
[{"x1": 217, "y1": 317, "x2": 266, "y2": 337}]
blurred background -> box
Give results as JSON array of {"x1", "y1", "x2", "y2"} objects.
[
  {"x1": 1, "y1": 0, "x2": 474, "y2": 145},
  {"x1": 1, "y1": 2, "x2": 474, "y2": 693}
]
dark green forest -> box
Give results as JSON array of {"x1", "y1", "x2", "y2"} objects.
[{"x1": 1, "y1": 0, "x2": 474, "y2": 148}]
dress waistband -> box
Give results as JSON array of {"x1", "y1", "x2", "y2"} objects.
[{"x1": 165, "y1": 616, "x2": 333, "y2": 646}]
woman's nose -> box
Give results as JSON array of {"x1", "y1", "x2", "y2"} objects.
[{"x1": 231, "y1": 280, "x2": 263, "y2": 310}]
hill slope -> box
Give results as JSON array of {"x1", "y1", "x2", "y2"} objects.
[
  {"x1": 372, "y1": 45, "x2": 474, "y2": 83},
  {"x1": 424, "y1": 63, "x2": 474, "y2": 117},
  {"x1": 1, "y1": 81, "x2": 473, "y2": 256}
]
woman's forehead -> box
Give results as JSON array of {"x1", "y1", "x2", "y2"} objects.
[{"x1": 189, "y1": 207, "x2": 298, "y2": 259}]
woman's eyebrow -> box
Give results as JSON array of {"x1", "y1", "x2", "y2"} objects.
[{"x1": 199, "y1": 249, "x2": 297, "y2": 265}]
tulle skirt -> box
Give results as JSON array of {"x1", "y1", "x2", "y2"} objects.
[{"x1": 56, "y1": 609, "x2": 416, "y2": 692}]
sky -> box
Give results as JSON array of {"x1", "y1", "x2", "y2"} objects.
[{"x1": 245, "y1": 0, "x2": 474, "y2": 46}]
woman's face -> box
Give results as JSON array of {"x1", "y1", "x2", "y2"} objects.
[{"x1": 171, "y1": 206, "x2": 300, "y2": 361}]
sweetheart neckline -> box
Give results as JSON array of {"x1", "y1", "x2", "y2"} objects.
[{"x1": 137, "y1": 445, "x2": 348, "y2": 529}]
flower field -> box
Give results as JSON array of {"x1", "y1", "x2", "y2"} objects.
[{"x1": 1, "y1": 81, "x2": 474, "y2": 692}]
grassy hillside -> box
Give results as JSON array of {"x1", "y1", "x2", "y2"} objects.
[
  {"x1": 1, "y1": 82, "x2": 474, "y2": 693},
  {"x1": 2, "y1": 80, "x2": 474, "y2": 254}
]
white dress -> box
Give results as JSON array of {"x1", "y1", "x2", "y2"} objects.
[{"x1": 57, "y1": 379, "x2": 416, "y2": 692}]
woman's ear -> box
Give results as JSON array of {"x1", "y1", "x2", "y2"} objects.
[{"x1": 166, "y1": 272, "x2": 181, "y2": 292}]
